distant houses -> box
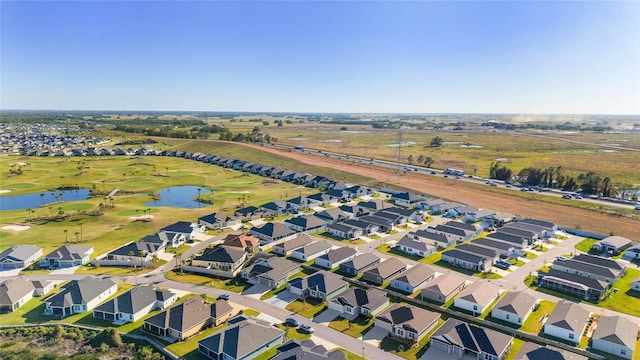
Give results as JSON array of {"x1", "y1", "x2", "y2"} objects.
[
  {"x1": 39, "y1": 245, "x2": 94, "y2": 268},
  {"x1": 0, "y1": 245, "x2": 42, "y2": 270}
]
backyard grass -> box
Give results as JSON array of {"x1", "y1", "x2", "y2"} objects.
[
  {"x1": 598, "y1": 268, "x2": 640, "y2": 317},
  {"x1": 165, "y1": 323, "x2": 228, "y2": 360},
  {"x1": 504, "y1": 339, "x2": 526, "y2": 360},
  {"x1": 285, "y1": 298, "x2": 327, "y2": 319},
  {"x1": 520, "y1": 300, "x2": 556, "y2": 335},
  {"x1": 336, "y1": 348, "x2": 366, "y2": 360},
  {"x1": 328, "y1": 315, "x2": 375, "y2": 339},
  {"x1": 74, "y1": 260, "x2": 167, "y2": 276},
  {"x1": 574, "y1": 238, "x2": 599, "y2": 253},
  {"x1": 165, "y1": 271, "x2": 253, "y2": 293}
]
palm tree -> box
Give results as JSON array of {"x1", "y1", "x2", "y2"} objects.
[
  {"x1": 40, "y1": 193, "x2": 45, "y2": 206},
  {"x1": 26, "y1": 208, "x2": 32, "y2": 221},
  {"x1": 74, "y1": 231, "x2": 80, "y2": 242},
  {"x1": 136, "y1": 209, "x2": 140, "y2": 219},
  {"x1": 49, "y1": 207, "x2": 53, "y2": 216},
  {"x1": 197, "y1": 188, "x2": 202, "y2": 207}
]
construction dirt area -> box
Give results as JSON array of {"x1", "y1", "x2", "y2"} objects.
[{"x1": 240, "y1": 142, "x2": 640, "y2": 240}]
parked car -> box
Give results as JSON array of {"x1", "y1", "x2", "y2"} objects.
[
  {"x1": 430, "y1": 171, "x2": 437, "y2": 175},
  {"x1": 217, "y1": 293, "x2": 230, "y2": 300},
  {"x1": 555, "y1": 256, "x2": 567, "y2": 262},
  {"x1": 495, "y1": 260, "x2": 511, "y2": 269},
  {"x1": 285, "y1": 318, "x2": 299, "y2": 327},
  {"x1": 299, "y1": 324, "x2": 314, "y2": 333}
]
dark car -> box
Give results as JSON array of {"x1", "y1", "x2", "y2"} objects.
[
  {"x1": 217, "y1": 293, "x2": 230, "y2": 300},
  {"x1": 285, "y1": 318, "x2": 299, "y2": 327}
]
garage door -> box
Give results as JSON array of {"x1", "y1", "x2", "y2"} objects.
[{"x1": 431, "y1": 338, "x2": 451, "y2": 353}]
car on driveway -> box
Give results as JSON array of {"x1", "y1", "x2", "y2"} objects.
[
  {"x1": 217, "y1": 293, "x2": 230, "y2": 300},
  {"x1": 299, "y1": 324, "x2": 314, "y2": 333},
  {"x1": 285, "y1": 318, "x2": 299, "y2": 327}
]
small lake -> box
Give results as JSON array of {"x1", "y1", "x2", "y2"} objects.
[
  {"x1": 0, "y1": 189, "x2": 91, "y2": 211},
  {"x1": 144, "y1": 186, "x2": 212, "y2": 209}
]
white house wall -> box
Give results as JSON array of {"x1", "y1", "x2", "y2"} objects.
[
  {"x1": 544, "y1": 324, "x2": 580, "y2": 343},
  {"x1": 592, "y1": 339, "x2": 632, "y2": 360}
]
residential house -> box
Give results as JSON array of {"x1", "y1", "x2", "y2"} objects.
[
  {"x1": 501, "y1": 223, "x2": 542, "y2": 241},
  {"x1": 139, "y1": 232, "x2": 182, "y2": 249},
  {"x1": 488, "y1": 213, "x2": 515, "y2": 227},
  {"x1": 452, "y1": 205, "x2": 479, "y2": 218},
  {"x1": 373, "y1": 210, "x2": 407, "y2": 226},
  {"x1": 271, "y1": 234, "x2": 313, "y2": 256},
  {"x1": 287, "y1": 270, "x2": 348, "y2": 300},
  {"x1": 374, "y1": 303, "x2": 440, "y2": 343},
  {"x1": 143, "y1": 297, "x2": 212, "y2": 340},
  {"x1": 222, "y1": 233, "x2": 260, "y2": 252},
  {"x1": 324, "y1": 189, "x2": 352, "y2": 202},
  {"x1": 485, "y1": 232, "x2": 529, "y2": 250},
  {"x1": 389, "y1": 264, "x2": 436, "y2": 294},
  {"x1": 93, "y1": 286, "x2": 177, "y2": 324},
  {"x1": 0, "y1": 278, "x2": 35, "y2": 313},
  {"x1": 409, "y1": 230, "x2": 455, "y2": 249},
  {"x1": 260, "y1": 200, "x2": 294, "y2": 217},
  {"x1": 250, "y1": 222, "x2": 296, "y2": 244},
  {"x1": 538, "y1": 269, "x2": 608, "y2": 301},
  {"x1": 191, "y1": 246, "x2": 248, "y2": 278},
  {"x1": 519, "y1": 218, "x2": 557, "y2": 233},
  {"x1": 328, "y1": 287, "x2": 389, "y2": 319},
  {"x1": 315, "y1": 247, "x2": 358, "y2": 270},
  {"x1": 358, "y1": 199, "x2": 392, "y2": 212},
  {"x1": 543, "y1": 300, "x2": 590, "y2": 344},
  {"x1": 441, "y1": 249, "x2": 493, "y2": 272},
  {"x1": 235, "y1": 206, "x2": 263, "y2": 221},
  {"x1": 491, "y1": 292, "x2": 538, "y2": 326},
  {"x1": 552, "y1": 256, "x2": 624, "y2": 284},
  {"x1": 39, "y1": 245, "x2": 94, "y2": 268},
  {"x1": 284, "y1": 214, "x2": 328, "y2": 233},
  {"x1": 430, "y1": 201, "x2": 464, "y2": 215},
  {"x1": 338, "y1": 204, "x2": 370, "y2": 219},
  {"x1": 0, "y1": 245, "x2": 42, "y2": 269},
  {"x1": 271, "y1": 339, "x2": 345, "y2": 360},
  {"x1": 394, "y1": 236, "x2": 437, "y2": 258},
  {"x1": 362, "y1": 257, "x2": 407, "y2": 285},
  {"x1": 198, "y1": 212, "x2": 241, "y2": 230},
  {"x1": 472, "y1": 238, "x2": 518, "y2": 258},
  {"x1": 306, "y1": 193, "x2": 335, "y2": 206},
  {"x1": 100, "y1": 241, "x2": 161, "y2": 267},
  {"x1": 44, "y1": 277, "x2": 117, "y2": 318},
  {"x1": 339, "y1": 253, "x2": 380, "y2": 276},
  {"x1": 31, "y1": 280, "x2": 55, "y2": 297},
  {"x1": 209, "y1": 299, "x2": 236, "y2": 327},
  {"x1": 285, "y1": 196, "x2": 311, "y2": 211},
  {"x1": 382, "y1": 206, "x2": 424, "y2": 222},
  {"x1": 591, "y1": 315, "x2": 637, "y2": 360},
  {"x1": 430, "y1": 318, "x2": 513, "y2": 360},
  {"x1": 443, "y1": 220, "x2": 482, "y2": 236},
  {"x1": 159, "y1": 221, "x2": 205, "y2": 241},
  {"x1": 591, "y1": 236, "x2": 633, "y2": 255},
  {"x1": 241, "y1": 256, "x2": 300, "y2": 289},
  {"x1": 359, "y1": 215, "x2": 394, "y2": 233},
  {"x1": 464, "y1": 209, "x2": 497, "y2": 223},
  {"x1": 453, "y1": 280, "x2": 501, "y2": 316},
  {"x1": 290, "y1": 241, "x2": 332, "y2": 262},
  {"x1": 421, "y1": 272, "x2": 467, "y2": 304},
  {"x1": 314, "y1": 208, "x2": 350, "y2": 225},
  {"x1": 632, "y1": 277, "x2": 640, "y2": 292},
  {"x1": 426, "y1": 225, "x2": 473, "y2": 243},
  {"x1": 455, "y1": 243, "x2": 500, "y2": 264},
  {"x1": 623, "y1": 244, "x2": 640, "y2": 261},
  {"x1": 391, "y1": 192, "x2": 426, "y2": 207},
  {"x1": 344, "y1": 185, "x2": 374, "y2": 198},
  {"x1": 514, "y1": 343, "x2": 588, "y2": 360},
  {"x1": 342, "y1": 219, "x2": 379, "y2": 235},
  {"x1": 197, "y1": 317, "x2": 285, "y2": 360},
  {"x1": 326, "y1": 223, "x2": 362, "y2": 240}
]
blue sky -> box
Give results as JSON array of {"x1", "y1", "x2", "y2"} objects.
[{"x1": 1, "y1": 1, "x2": 639, "y2": 114}]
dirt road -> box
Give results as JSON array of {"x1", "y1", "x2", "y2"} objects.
[{"x1": 239, "y1": 142, "x2": 640, "y2": 240}]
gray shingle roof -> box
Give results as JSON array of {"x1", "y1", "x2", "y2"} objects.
[
  {"x1": 340, "y1": 253, "x2": 379, "y2": 271},
  {"x1": 44, "y1": 245, "x2": 92, "y2": 261},
  {"x1": 431, "y1": 318, "x2": 512, "y2": 357},
  {"x1": 422, "y1": 272, "x2": 467, "y2": 297},
  {"x1": 375, "y1": 303, "x2": 440, "y2": 335},
  {"x1": 288, "y1": 271, "x2": 346, "y2": 295},
  {"x1": 546, "y1": 300, "x2": 589, "y2": 333},
  {"x1": 363, "y1": 257, "x2": 406, "y2": 279},
  {"x1": 0, "y1": 278, "x2": 35, "y2": 305},
  {"x1": 391, "y1": 264, "x2": 435, "y2": 287},
  {"x1": 456, "y1": 280, "x2": 501, "y2": 307},
  {"x1": 194, "y1": 246, "x2": 246, "y2": 263},
  {"x1": 317, "y1": 247, "x2": 357, "y2": 263},
  {"x1": 592, "y1": 315, "x2": 637, "y2": 349},
  {"x1": 46, "y1": 277, "x2": 115, "y2": 308},
  {"x1": 0, "y1": 245, "x2": 41, "y2": 262},
  {"x1": 292, "y1": 241, "x2": 332, "y2": 256},
  {"x1": 198, "y1": 318, "x2": 285, "y2": 359},
  {"x1": 493, "y1": 291, "x2": 537, "y2": 317},
  {"x1": 94, "y1": 286, "x2": 174, "y2": 315},
  {"x1": 333, "y1": 287, "x2": 387, "y2": 310},
  {"x1": 273, "y1": 234, "x2": 314, "y2": 252}
]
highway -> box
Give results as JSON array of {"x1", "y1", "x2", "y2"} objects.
[{"x1": 263, "y1": 142, "x2": 638, "y2": 210}]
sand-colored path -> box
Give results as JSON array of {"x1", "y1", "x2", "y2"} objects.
[{"x1": 239, "y1": 142, "x2": 640, "y2": 239}]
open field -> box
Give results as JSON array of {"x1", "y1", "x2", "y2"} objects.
[
  {"x1": 0, "y1": 155, "x2": 316, "y2": 257},
  {"x1": 224, "y1": 141, "x2": 640, "y2": 239},
  {"x1": 199, "y1": 120, "x2": 640, "y2": 185}
]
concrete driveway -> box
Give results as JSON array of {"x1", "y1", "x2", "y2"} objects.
[
  {"x1": 0, "y1": 267, "x2": 23, "y2": 277},
  {"x1": 264, "y1": 290, "x2": 297, "y2": 309},
  {"x1": 51, "y1": 265, "x2": 80, "y2": 275},
  {"x1": 242, "y1": 282, "x2": 270, "y2": 298},
  {"x1": 313, "y1": 308, "x2": 340, "y2": 325},
  {"x1": 362, "y1": 326, "x2": 388, "y2": 346}
]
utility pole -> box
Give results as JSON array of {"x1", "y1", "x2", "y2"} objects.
[{"x1": 396, "y1": 128, "x2": 402, "y2": 184}]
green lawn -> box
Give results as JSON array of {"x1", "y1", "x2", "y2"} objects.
[
  {"x1": 275, "y1": 323, "x2": 313, "y2": 341},
  {"x1": 328, "y1": 315, "x2": 375, "y2": 339},
  {"x1": 336, "y1": 348, "x2": 366, "y2": 360},
  {"x1": 504, "y1": 339, "x2": 526, "y2": 360},
  {"x1": 166, "y1": 323, "x2": 228, "y2": 360},
  {"x1": 574, "y1": 238, "x2": 599, "y2": 253},
  {"x1": 260, "y1": 284, "x2": 287, "y2": 300},
  {"x1": 285, "y1": 298, "x2": 327, "y2": 319},
  {"x1": 522, "y1": 251, "x2": 538, "y2": 260},
  {"x1": 599, "y1": 268, "x2": 640, "y2": 317},
  {"x1": 165, "y1": 271, "x2": 253, "y2": 293},
  {"x1": 520, "y1": 300, "x2": 556, "y2": 335},
  {"x1": 74, "y1": 261, "x2": 167, "y2": 276}
]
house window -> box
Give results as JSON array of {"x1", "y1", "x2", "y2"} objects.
[
  {"x1": 473, "y1": 305, "x2": 478, "y2": 311},
  {"x1": 396, "y1": 329, "x2": 405, "y2": 336},
  {"x1": 568, "y1": 333, "x2": 574, "y2": 340},
  {"x1": 506, "y1": 314, "x2": 509, "y2": 320},
  {"x1": 621, "y1": 349, "x2": 627, "y2": 355}
]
